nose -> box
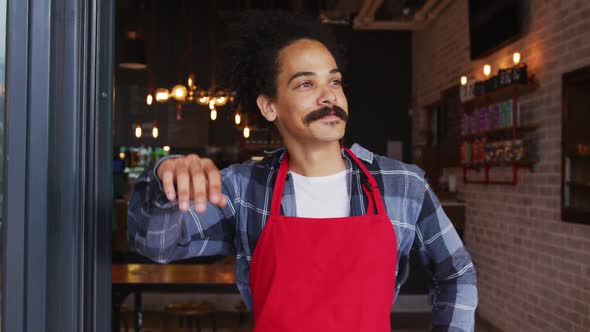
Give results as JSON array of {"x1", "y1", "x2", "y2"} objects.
[{"x1": 318, "y1": 85, "x2": 337, "y2": 106}]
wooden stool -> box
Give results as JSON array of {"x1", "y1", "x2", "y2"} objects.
[
  {"x1": 120, "y1": 304, "x2": 130, "y2": 332},
  {"x1": 165, "y1": 302, "x2": 217, "y2": 332},
  {"x1": 235, "y1": 301, "x2": 249, "y2": 326}
]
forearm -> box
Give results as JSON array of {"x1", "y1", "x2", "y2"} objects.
[
  {"x1": 127, "y1": 159, "x2": 236, "y2": 262},
  {"x1": 428, "y1": 248, "x2": 478, "y2": 331},
  {"x1": 415, "y1": 186, "x2": 478, "y2": 331},
  {"x1": 127, "y1": 199, "x2": 234, "y2": 262}
]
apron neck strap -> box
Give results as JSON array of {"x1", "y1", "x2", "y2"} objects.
[
  {"x1": 342, "y1": 147, "x2": 387, "y2": 215},
  {"x1": 270, "y1": 148, "x2": 387, "y2": 217},
  {"x1": 270, "y1": 154, "x2": 290, "y2": 216}
]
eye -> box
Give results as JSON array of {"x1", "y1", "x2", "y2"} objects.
[
  {"x1": 297, "y1": 81, "x2": 313, "y2": 89},
  {"x1": 330, "y1": 79, "x2": 342, "y2": 86}
]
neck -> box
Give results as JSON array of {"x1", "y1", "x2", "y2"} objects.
[{"x1": 285, "y1": 141, "x2": 345, "y2": 177}]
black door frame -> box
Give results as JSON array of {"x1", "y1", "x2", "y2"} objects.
[{"x1": 2, "y1": 0, "x2": 113, "y2": 331}]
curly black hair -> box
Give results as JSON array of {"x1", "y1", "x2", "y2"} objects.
[{"x1": 223, "y1": 10, "x2": 344, "y2": 115}]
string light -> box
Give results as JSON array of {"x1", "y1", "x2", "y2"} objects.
[
  {"x1": 235, "y1": 113, "x2": 241, "y2": 125},
  {"x1": 243, "y1": 126, "x2": 250, "y2": 138},
  {"x1": 146, "y1": 93, "x2": 153, "y2": 105},
  {"x1": 460, "y1": 76, "x2": 467, "y2": 85},
  {"x1": 210, "y1": 109, "x2": 217, "y2": 120}
]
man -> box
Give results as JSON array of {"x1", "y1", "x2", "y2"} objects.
[{"x1": 128, "y1": 10, "x2": 477, "y2": 331}]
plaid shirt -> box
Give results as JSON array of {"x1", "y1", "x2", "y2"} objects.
[{"x1": 128, "y1": 144, "x2": 477, "y2": 331}]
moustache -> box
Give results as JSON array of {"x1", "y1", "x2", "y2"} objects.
[{"x1": 302, "y1": 105, "x2": 349, "y2": 126}]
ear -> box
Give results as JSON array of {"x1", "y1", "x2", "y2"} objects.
[{"x1": 257, "y1": 95, "x2": 278, "y2": 122}]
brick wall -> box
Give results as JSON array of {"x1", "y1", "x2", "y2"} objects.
[{"x1": 412, "y1": 1, "x2": 590, "y2": 331}]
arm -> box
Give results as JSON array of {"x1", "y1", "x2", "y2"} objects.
[
  {"x1": 127, "y1": 155, "x2": 237, "y2": 263},
  {"x1": 415, "y1": 185, "x2": 478, "y2": 332}
]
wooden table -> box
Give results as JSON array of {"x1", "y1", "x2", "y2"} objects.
[{"x1": 112, "y1": 258, "x2": 238, "y2": 332}]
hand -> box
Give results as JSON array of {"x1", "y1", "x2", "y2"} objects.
[{"x1": 157, "y1": 154, "x2": 227, "y2": 213}]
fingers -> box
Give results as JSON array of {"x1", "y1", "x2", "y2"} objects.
[
  {"x1": 159, "y1": 160, "x2": 177, "y2": 202},
  {"x1": 156, "y1": 155, "x2": 226, "y2": 213},
  {"x1": 188, "y1": 155, "x2": 208, "y2": 213},
  {"x1": 175, "y1": 159, "x2": 191, "y2": 212},
  {"x1": 201, "y1": 158, "x2": 227, "y2": 207}
]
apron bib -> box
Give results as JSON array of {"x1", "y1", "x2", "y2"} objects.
[{"x1": 249, "y1": 148, "x2": 398, "y2": 332}]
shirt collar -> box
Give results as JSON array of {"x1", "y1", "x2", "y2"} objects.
[
  {"x1": 349, "y1": 143, "x2": 374, "y2": 164},
  {"x1": 266, "y1": 143, "x2": 374, "y2": 167}
]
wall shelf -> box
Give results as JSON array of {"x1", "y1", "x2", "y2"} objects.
[
  {"x1": 462, "y1": 162, "x2": 537, "y2": 185},
  {"x1": 462, "y1": 79, "x2": 539, "y2": 109},
  {"x1": 461, "y1": 77, "x2": 539, "y2": 185},
  {"x1": 461, "y1": 124, "x2": 538, "y2": 140},
  {"x1": 462, "y1": 159, "x2": 538, "y2": 169}
]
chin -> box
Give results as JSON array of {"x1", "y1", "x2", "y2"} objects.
[{"x1": 314, "y1": 130, "x2": 345, "y2": 143}]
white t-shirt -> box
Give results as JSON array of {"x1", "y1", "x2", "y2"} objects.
[{"x1": 290, "y1": 170, "x2": 350, "y2": 218}]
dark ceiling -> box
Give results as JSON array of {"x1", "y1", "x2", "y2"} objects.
[{"x1": 115, "y1": 0, "x2": 428, "y2": 84}]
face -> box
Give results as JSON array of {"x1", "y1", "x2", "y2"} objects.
[{"x1": 257, "y1": 39, "x2": 349, "y2": 146}]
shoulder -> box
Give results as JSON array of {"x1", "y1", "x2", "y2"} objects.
[
  {"x1": 350, "y1": 143, "x2": 426, "y2": 182},
  {"x1": 220, "y1": 148, "x2": 284, "y2": 184}
]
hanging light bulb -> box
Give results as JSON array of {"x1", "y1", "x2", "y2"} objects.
[
  {"x1": 146, "y1": 92, "x2": 153, "y2": 105},
  {"x1": 210, "y1": 109, "x2": 218, "y2": 121},
  {"x1": 187, "y1": 73, "x2": 195, "y2": 88},
  {"x1": 209, "y1": 98, "x2": 216, "y2": 110},
  {"x1": 155, "y1": 88, "x2": 170, "y2": 102},
  {"x1": 197, "y1": 90, "x2": 210, "y2": 105},
  {"x1": 215, "y1": 96, "x2": 228, "y2": 106},
  {"x1": 243, "y1": 126, "x2": 250, "y2": 138},
  {"x1": 171, "y1": 84, "x2": 188, "y2": 102},
  {"x1": 460, "y1": 76, "x2": 468, "y2": 85},
  {"x1": 215, "y1": 90, "x2": 229, "y2": 106},
  {"x1": 483, "y1": 64, "x2": 491, "y2": 78},
  {"x1": 198, "y1": 96, "x2": 209, "y2": 105},
  {"x1": 134, "y1": 122, "x2": 142, "y2": 138},
  {"x1": 163, "y1": 145, "x2": 171, "y2": 152},
  {"x1": 152, "y1": 122, "x2": 159, "y2": 138},
  {"x1": 186, "y1": 90, "x2": 195, "y2": 102},
  {"x1": 234, "y1": 113, "x2": 241, "y2": 125},
  {"x1": 512, "y1": 52, "x2": 521, "y2": 65}
]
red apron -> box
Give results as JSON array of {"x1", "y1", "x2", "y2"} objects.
[{"x1": 249, "y1": 148, "x2": 398, "y2": 332}]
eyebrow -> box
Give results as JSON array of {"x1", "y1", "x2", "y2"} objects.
[{"x1": 287, "y1": 68, "x2": 341, "y2": 85}]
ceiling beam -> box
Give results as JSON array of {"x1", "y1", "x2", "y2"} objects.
[
  {"x1": 353, "y1": 0, "x2": 454, "y2": 30},
  {"x1": 414, "y1": 0, "x2": 438, "y2": 21}
]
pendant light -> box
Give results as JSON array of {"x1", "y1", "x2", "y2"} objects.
[
  {"x1": 134, "y1": 122, "x2": 142, "y2": 138},
  {"x1": 152, "y1": 122, "x2": 159, "y2": 138},
  {"x1": 120, "y1": 30, "x2": 147, "y2": 70}
]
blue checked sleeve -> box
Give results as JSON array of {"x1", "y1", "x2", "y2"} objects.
[
  {"x1": 415, "y1": 186, "x2": 478, "y2": 332},
  {"x1": 127, "y1": 156, "x2": 237, "y2": 263}
]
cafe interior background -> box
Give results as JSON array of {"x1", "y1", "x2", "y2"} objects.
[{"x1": 110, "y1": 0, "x2": 590, "y2": 331}]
